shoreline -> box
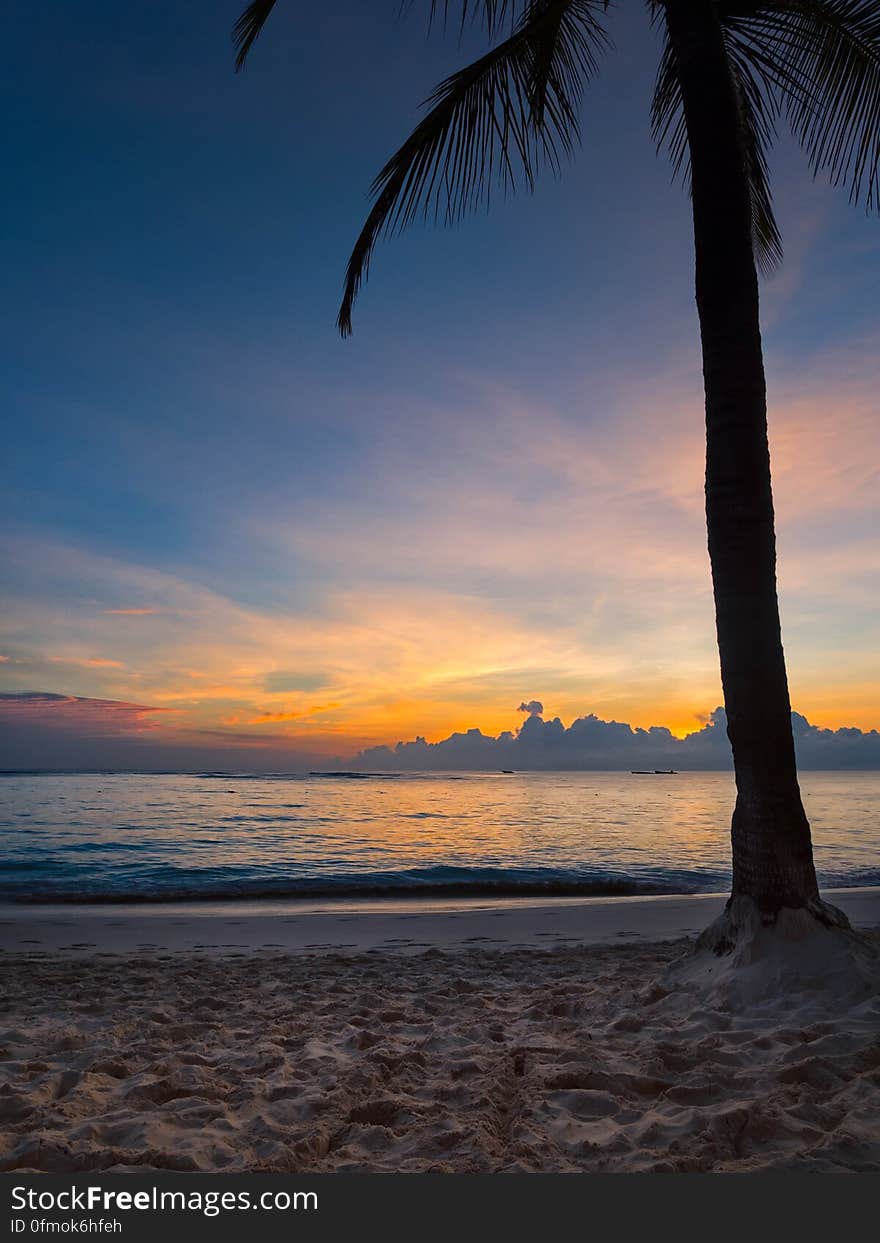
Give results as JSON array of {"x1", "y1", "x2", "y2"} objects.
[{"x1": 3, "y1": 885, "x2": 878, "y2": 958}]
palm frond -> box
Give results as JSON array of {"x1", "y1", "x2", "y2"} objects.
[
  {"x1": 425, "y1": 3, "x2": 524, "y2": 37},
  {"x1": 722, "y1": 0, "x2": 880, "y2": 210},
  {"x1": 650, "y1": 38, "x2": 689, "y2": 182},
  {"x1": 651, "y1": 30, "x2": 784, "y2": 273},
  {"x1": 726, "y1": 38, "x2": 785, "y2": 269},
  {"x1": 338, "y1": 0, "x2": 609, "y2": 335},
  {"x1": 232, "y1": 0, "x2": 279, "y2": 72}
]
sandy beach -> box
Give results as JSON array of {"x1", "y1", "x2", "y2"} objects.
[{"x1": 1, "y1": 888, "x2": 878, "y2": 1174}]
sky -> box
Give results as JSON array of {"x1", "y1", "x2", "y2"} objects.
[{"x1": 2, "y1": 1, "x2": 879, "y2": 769}]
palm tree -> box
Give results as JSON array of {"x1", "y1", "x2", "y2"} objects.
[{"x1": 231, "y1": 1, "x2": 880, "y2": 948}]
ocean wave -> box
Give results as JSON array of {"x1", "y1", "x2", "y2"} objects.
[
  {"x1": 4, "y1": 861, "x2": 879, "y2": 905},
  {"x1": 0, "y1": 862, "x2": 733, "y2": 904}
]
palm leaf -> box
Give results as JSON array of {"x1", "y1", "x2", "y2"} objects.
[
  {"x1": 426, "y1": 2, "x2": 520, "y2": 32},
  {"x1": 651, "y1": 28, "x2": 784, "y2": 272},
  {"x1": 232, "y1": 0, "x2": 280, "y2": 72},
  {"x1": 722, "y1": 0, "x2": 880, "y2": 210},
  {"x1": 726, "y1": 37, "x2": 786, "y2": 269},
  {"x1": 337, "y1": 0, "x2": 609, "y2": 335}
]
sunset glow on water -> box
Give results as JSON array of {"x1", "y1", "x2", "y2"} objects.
[{"x1": 3, "y1": 770, "x2": 878, "y2": 903}]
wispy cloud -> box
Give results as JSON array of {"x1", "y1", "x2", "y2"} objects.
[
  {"x1": 48, "y1": 656, "x2": 126, "y2": 669},
  {"x1": 2, "y1": 327, "x2": 878, "y2": 747},
  {"x1": 0, "y1": 691, "x2": 165, "y2": 735},
  {"x1": 103, "y1": 608, "x2": 161, "y2": 616}
]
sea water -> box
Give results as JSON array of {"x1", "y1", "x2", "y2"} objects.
[{"x1": 1, "y1": 769, "x2": 877, "y2": 903}]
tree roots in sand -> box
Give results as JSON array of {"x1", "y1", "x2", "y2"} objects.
[{"x1": 666, "y1": 895, "x2": 880, "y2": 1006}]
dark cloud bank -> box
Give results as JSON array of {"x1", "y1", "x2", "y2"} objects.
[
  {"x1": 354, "y1": 708, "x2": 880, "y2": 772},
  {"x1": 1, "y1": 693, "x2": 878, "y2": 771}
]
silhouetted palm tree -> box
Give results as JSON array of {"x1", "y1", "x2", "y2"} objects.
[{"x1": 232, "y1": 1, "x2": 880, "y2": 942}]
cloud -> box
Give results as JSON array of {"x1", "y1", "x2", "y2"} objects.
[
  {"x1": 263, "y1": 671, "x2": 329, "y2": 694},
  {"x1": 0, "y1": 691, "x2": 313, "y2": 770},
  {"x1": 0, "y1": 691, "x2": 164, "y2": 736},
  {"x1": 517, "y1": 700, "x2": 544, "y2": 717},
  {"x1": 48, "y1": 657, "x2": 125, "y2": 669},
  {"x1": 3, "y1": 325, "x2": 879, "y2": 757},
  {"x1": 2, "y1": 690, "x2": 878, "y2": 772},
  {"x1": 353, "y1": 707, "x2": 880, "y2": 772},
  {"x1": 248, "y1": 703, "x2": 340, "y2": 724},
  {"x1": 9, "y1": 534, "x2": 715, "y2": 751}
]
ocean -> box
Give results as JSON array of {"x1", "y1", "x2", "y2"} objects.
[{"x1": 1, "y1": 769, "x2": 878, "y2": 904}]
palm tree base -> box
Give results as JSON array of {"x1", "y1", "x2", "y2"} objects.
[{"x1": 665, "y1": 895, "x2": 879, "y2": 1006}]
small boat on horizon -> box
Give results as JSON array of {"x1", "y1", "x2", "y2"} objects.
[{"x1": 631, "y1": 770, "x2": 677, "y2": 775}]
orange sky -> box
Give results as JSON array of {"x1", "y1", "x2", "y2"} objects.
[{"x1": 2, "y1": 331, "x2": 878, "y2": 758}]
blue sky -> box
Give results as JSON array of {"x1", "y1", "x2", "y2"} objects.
[{"x1": 2, "y1": 1, "x2": 879, "y2": 763}]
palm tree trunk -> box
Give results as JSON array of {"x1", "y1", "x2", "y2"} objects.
[{"x1": 663, "y1": 0, "x2": 824, "y2": 920}]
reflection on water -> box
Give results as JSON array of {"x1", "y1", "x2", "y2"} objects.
[{"x1": 0, "y1": 770, "x2": 877, "y2": 902}]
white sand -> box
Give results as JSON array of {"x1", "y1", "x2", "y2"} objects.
[{"x1": 1, "y1": 888, "x2": 878, "y2": 1174}]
